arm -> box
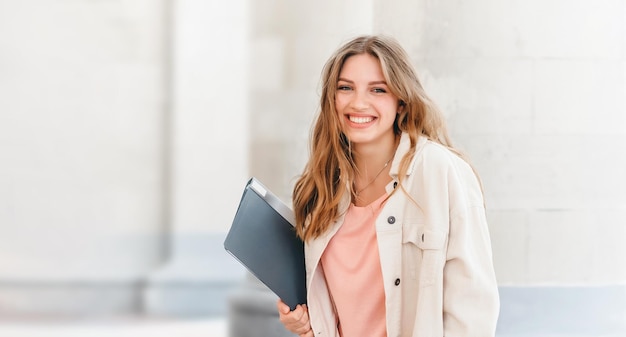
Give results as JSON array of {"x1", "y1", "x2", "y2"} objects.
[
  {"x1": 411, "y1": 142, "x2": 499, "y2": 336},
  {"x1": 443, "y1": 201, "x2": 500, "y2": 336}
]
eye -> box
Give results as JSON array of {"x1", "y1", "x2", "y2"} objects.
[
  {"x1": 337, "y1": 85, "x2": 352, "y2": 91},
  {"x1": 372, "y1": 87, "x2": 387, "y2": 93}
]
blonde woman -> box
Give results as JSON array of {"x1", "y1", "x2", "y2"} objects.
[{"x1": 277, "y1": 35, "x2": 499, "y2": 337}]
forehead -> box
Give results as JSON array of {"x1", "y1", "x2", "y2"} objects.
[{"x1": 339, "y1": 53, "x2": 385, "y2": 80}]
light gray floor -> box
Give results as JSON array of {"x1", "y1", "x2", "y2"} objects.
[
  {"x1": 0, "y1": 318, "x2": 622, "y2": 337},
  {"x1": 0, "y1": 319, "x2": 227, "y2": 337}
]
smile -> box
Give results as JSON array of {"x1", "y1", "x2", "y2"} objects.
[{"x1": 348, "y1": 115, "x2": 375, "y2": 124}]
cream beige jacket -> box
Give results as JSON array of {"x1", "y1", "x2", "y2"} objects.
[{"x1": 304, "y1": 133, "x2": 500, "y2": 337}]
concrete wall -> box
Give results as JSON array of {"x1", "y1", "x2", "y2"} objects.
[{"x1": 398, "y1": 0, "x2": 626, "y2": 287}]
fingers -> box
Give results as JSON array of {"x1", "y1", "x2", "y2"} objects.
[
  {"x1": 276, "y1": 299, "x2": 291, "y2": 314},
  {"x1": 300, "y1": 328, "x2": 314, "y2": 337},
  {"x1": 277, "y1": 300, "x2": 312, "y2": 336},
  {"x1": 299, "y1": 305, "x2": 313, "y2": 337}
]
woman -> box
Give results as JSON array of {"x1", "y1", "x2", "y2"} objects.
[{"x1": 277, "y1": 35, "x2": 499, "y2": 337}]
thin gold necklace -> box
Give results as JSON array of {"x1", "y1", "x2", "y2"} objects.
[{"x1": 354, "y1": 155, "x2": 394, "y2": 197}]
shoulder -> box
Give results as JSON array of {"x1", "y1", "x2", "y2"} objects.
[
  {"x1": 394, "y1": 134, "x2": 462, "y2": 175},
  {"x1": 417, "y1": 139, "x2": 472, "y2": 174},
  {"x1": 414, "y1": 139, "x2": 484, "y2": 205}
]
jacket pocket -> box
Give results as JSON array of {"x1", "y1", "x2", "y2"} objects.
[{"x1": 402, "y1": 223, "x2": 447, "y2": 287}]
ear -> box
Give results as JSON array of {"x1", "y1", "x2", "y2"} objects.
[{"x1": 397, "y1": 100, "x2": 406, "y2": 114}]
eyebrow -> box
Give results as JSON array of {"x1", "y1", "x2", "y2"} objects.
[{"x1": 337, "y1": 78, "x2": 388, "y2": 85}]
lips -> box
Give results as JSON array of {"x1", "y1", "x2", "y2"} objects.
[{"x1": 348, "y1": 115, "x2": 375, "y2": 124}]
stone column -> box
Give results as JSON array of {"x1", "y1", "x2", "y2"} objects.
[
  {"x1": 143, "y1": 0, "x2": 250, "y2": 317},
  {"x1": 0, "y1": 0, "x2": 168, "y2": 316}
]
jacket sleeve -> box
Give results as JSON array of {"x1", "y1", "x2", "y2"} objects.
[{"x1": 442, "y1": 160, "x2": 500, "y2": 337}]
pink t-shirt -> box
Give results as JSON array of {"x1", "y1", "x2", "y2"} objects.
[{"x1": 320, "y1": 193, "x2": 388, "y2": 337}]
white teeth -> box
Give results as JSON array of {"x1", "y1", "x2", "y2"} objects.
[{"x1": 349, "y1": 116, "x2": 374, "y2": 124}]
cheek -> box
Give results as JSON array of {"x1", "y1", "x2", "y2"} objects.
[
  {"x1": 334, "y1": 96, "x2": 347, "y2": 111},
  {"x1": 385, "y1": 100, "x2": 400, "y2": 115}
]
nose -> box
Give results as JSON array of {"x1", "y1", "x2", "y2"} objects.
[{"x1": 349, "y1": 89, "x2": 369, "y2": 111}]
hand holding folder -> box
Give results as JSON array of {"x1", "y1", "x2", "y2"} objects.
[{"x1": 224, "y1": 178, "x2": 307, "y2": 310}]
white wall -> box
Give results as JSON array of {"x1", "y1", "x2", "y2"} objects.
[
  {"x1": 0, "y1": 1, "x2": 167, "y2": 282},
  {"x1": 374, "y1": 0, "x2": 626, "y2": 286}
]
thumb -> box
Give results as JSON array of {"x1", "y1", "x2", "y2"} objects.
[{"x1": 277, "y1": 299, "x2": 291, "y2": 314}]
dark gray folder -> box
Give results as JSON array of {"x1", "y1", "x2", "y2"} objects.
[{"x1": 224, "y1": 177, "x2": 306, "y2": 310}]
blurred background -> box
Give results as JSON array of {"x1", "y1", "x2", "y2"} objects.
[{"x1": 0, "y1": 0, "x2": 624, "y2": 336}]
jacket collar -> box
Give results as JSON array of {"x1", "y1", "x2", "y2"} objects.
[
  {"x1": 389, "y1": 132, "x2": 426, "y2": 178},
  {"x1": 337, "y1": 132, "x2": 426, "y2": 212}
]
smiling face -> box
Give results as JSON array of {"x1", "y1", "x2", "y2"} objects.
[{"x1": 335, "y1": 53, "x2": 399, "y2": 149}]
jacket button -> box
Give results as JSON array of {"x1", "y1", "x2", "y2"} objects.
[
  {"x1": 387, "y1": 216, "x2": 396, "y2": 224},
  {"x1": 395, "y1": 278, "x2": 401, "y2": 286}
]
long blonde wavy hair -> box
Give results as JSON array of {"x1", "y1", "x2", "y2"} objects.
[{"x1": 293, "y1": 35, "x2": 474, "y2": 241}]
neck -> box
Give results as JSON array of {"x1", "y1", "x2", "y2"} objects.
[
  {"x1": 352, "y1": 135, "x2": 398, "y2": 177},
  {"x1": 351, "y1": 135, "x2": 399, "y2": 200}
]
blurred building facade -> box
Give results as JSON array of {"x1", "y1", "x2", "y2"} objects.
[{"x1": 0, "y1": 0, "x2": 624, "y2": 335}]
